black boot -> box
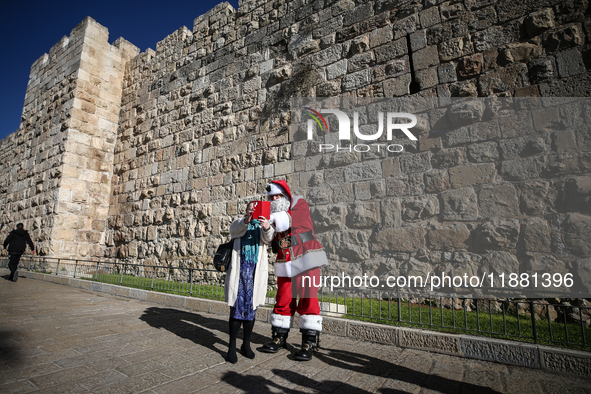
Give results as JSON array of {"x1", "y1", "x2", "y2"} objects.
[
  {"x1": 294, "y1": 329, "x2": 319, "y2": 361},
  {"x1": 261, "y1": 327, "x2": 289, "y2": 353},
  {"x1": 241, "y1": 319, "x2": 255, "y2": 359},
  {"x1": 226, "y1": 318, "x2": 241, "y2": 364}
]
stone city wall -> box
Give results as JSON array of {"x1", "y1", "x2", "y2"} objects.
[
  {"x1": 106, "y1": 0, "x2": 591, "y2": 292},
  {"x1": 1, "y1": 0, "x2": 591, "y2": 301}
]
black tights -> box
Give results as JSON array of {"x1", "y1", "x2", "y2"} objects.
[{"x1": 226, "y1": 317, "x2": 256, "y2": 364}]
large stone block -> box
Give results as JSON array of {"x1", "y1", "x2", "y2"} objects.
[
  {"x1": 427, "y1": 223, "x2": 471, "y2": 250},
  {"x1": 462, "y1": 337, "x2": 539, "y2": 368},
  {"x1": 336, "y1": 230, "x2": 371, "y2": 261},
  {"x1": 424, "y1": 169, "x2": 451, "y2": 193},
  {"x1": 525, "y1": 8, "x2": 554, "y2": 37},
  {"x1": 564, "y1": 213, "x2": 591, "y2": 255},
  {"x1": 439, "y1": 36, "x2": 474, "y2": 61},
  {"x1": 541, "y1": 349, "x2": 591, "y2": 377},
  {"x1": 482, "y1": 250, "x2": 519, "y2": 276},
  {"x1": 381, "y1": 198, "x2": 402, "y2": 228},
  {"x1": 412, "y1": 45, "x2": 439, "y2": 71},
  {"x1": 400, "y1": 328, "x2": 461, "y2": 354},
  {"x1": 322, "y1": 316, "x2": 348, "y2": 336},
  {"x1": 556, "y1": 48, "x2": 586, "y2": 78},
  {"x1": 565, "y1": 176, "x2": 591, "y2": 213},
  {"x1": 544, "y1": 24, "x2": 584, "y2": 52},
  {"x1": 474, "y1": 219, "x2": 520, "y2": 249},
  {"x1": 457, "y1": 53, "x2": 484, "y2": 78},
  {"x1": 383, "y1": 73, "x2": 412, "y2": 96},
  {"x1": 344, "y1": 161, "x2": 383, "y2": 182},
  {"x1": 208, "y1": 300, "x2": 231, "y2": 316},
  {"x1": 372, "y1": 227, "x2": 426, "y2": 253},
  {"x1": 478, "y1": 184, "x2": 519, "y2": 218},
  {"x1": 499, "y1": 136, "x2": 546, "y2": 160},
  {"x1": 441, "y1": 187, "x2": 478, "y2": 221},
  {"x1": 400, "y1": 152, "x2": 432, "y2": 174},
  {"x1": 521, "y1": 218, "x2": 552, "y2": 253},
  {"x1": 500, "y1": 43, "x2": 542, "y2": 64},
  {"x1": 348, "y1": 322, "x2": 398, "y2": 345},
  {"x1": 374, "y1": 38, "x2": 408, "y2": 63},
  {"x1": 479, "y1": 64, "x2": 529, "y2": 95},
  {"x1": 401, "y1": 195, "x2": 439, "y2": 220},
  {"x1": 449, "y1": 163, "x2": 497, "y2": 188},
  {"x1": 346, "y1": 202, "x2": 381, "y2": 228},
  {"x1": 310, "y1": 204, "x2": 347, "y2": 231},
  {"x1": 467, "y1": 142, "x2": 500, "y2": 162},
  {"x1": 415, "y1": 66, "x2": 438, "y2": 89},
  {"x1": 500, "y1": 158, "x2": 540, "y2": 181}
]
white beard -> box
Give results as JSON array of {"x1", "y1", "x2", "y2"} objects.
[{"x1": 270, "y1": 196, "x2": 291, "y2": 213}]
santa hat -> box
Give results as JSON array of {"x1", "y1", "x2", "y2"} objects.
[{"x1": 266, "y1": 180, "x2": 292, "y2": 201}]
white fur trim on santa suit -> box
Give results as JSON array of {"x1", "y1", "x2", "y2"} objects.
[
  {"x1": 299, "y1": 314, "x2": 323, "y2": 331},
  {"x1": 270, "y1": 313, "x2": 293, "y2": 329},
  {"x1": 274, "y1": 261, "x2": 291, "y2": 277},
  {"x1": 290, "y1": 249, "x2": 328, "y2": 277},
  {"x1": 267, "y1": 182, "x2": 287, "y2": 197},
  {"x1": 270, "y1": 211, "x2": 291, "y2": 232}
]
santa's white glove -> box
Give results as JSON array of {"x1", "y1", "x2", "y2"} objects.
[{"x1": 270, "y1": 212, "x2": 290, "y2": 232}]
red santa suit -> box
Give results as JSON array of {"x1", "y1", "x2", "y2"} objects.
[{"x1": 264, "y1": 180, "x2": 329, "y2": 332}]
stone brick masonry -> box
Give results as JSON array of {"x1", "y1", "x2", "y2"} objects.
[{"x1": 0, "y1": 0, "x2": 590, "y2": 301}]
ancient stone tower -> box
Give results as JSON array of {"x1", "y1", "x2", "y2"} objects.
[{"x1": 1, "y1": 0, "x2": 590, "y2": 293}]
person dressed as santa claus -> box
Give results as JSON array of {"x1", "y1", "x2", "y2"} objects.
[{"x1": 258, "y1": 180, "x2": 329, "y2": 361}]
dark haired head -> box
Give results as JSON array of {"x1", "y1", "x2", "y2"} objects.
[{"x1": 16, "y1": 223, "x2": 24, "y2": 229}]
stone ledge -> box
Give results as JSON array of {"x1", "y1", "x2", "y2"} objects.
[
  {"x1": 539, "y1": 347, "x2": 591, "y2": 377},
  {"x1": 461, "y1": 336, "x2": 539, "y2": 368},
  {"x1": 348, "y1": 320, "x2": 398, "y2": 346},
  {"x1": 400, "y1": 327, "x2": 461, "y2": 355},
  {"x1": 4, "y1": 268, "x2": 590, "y2": 378}
]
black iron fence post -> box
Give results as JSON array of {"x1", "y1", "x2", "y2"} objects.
[
  {"x1": 94, "y1": 261, "x2": 100, "y2": 281},
  {"x1": 530, "y1": 299, "x2": 538, "y2": 344},
  {"x1": 73, "y1": 260, "x2": 78, "y2": 278}
]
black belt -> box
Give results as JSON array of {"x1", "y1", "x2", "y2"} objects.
[{"x1": 292, "y1": 231, "x2": 315, "y2": 245}]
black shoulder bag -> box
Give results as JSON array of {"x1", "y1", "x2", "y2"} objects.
[{"x1": 213, "y1": 239, "x2": 233, "y2": 272}]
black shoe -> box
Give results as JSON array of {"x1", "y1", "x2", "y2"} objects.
[
  {"x1": 261, "y1": 327, "x2": 289, "y2": 353},
  {"x1": 294, "y1": 329, "x2": 319, "y2": 361},
  {"x1": 225, "y1": 349, "x2": 238, "y2": 364},
  {"x1": 241, "y1": 343, "x2": 255, "y2": 359},
  {"x1": 12, "y1": 271, "x2": 18, "y2": 282}
]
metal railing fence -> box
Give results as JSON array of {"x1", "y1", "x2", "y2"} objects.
[{"x1": 1, "y1": 255, "x2": 589, "y2": 351}]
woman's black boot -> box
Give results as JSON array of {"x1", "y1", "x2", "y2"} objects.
[
  {"x1": 241, "y1": 319, "x2": 256, "y2": 359},
  {"x1": 226, "y1": 317, "x2": 241, "y2": 363}
]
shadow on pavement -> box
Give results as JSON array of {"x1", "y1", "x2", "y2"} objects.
[
  {"x1": 140, "y1": 308, "x2": 502, "y2": 393},
  {"x1": 316, "y1": 348, "x2": 502, "y2": 394},
  {"x1": 139, "y1": 307, "x2": 268, "y2": 357},
  {"x1": 221, "y1": 369, "x2": 373, "y2": 393},
  {"x1": 0, "y1": 330, "x2": 23, "y2": 367}
]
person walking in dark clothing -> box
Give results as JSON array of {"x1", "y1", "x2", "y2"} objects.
[{"x1": 3, "y1": 223, "x2": 35, "y2": 282}]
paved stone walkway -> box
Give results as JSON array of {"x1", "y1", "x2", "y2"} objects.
[{"x1": 1, "y1": 276, "x2": 590, "y2": 393}]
